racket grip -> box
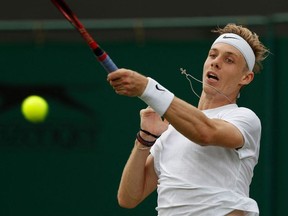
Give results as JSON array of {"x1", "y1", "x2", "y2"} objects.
[{"x1": 99, "y1": 55, "x2": 118, "y2": 73}]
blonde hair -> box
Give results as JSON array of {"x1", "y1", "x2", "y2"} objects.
[{"x1": 212, "y1": 23, "x2": 269, "y2": 73}]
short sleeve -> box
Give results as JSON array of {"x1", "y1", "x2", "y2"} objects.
[{"x1": 222, "y1": 107, "x2": 261, "y2": 160}]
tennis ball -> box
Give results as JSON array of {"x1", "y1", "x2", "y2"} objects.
[{"x1": 21, "y1": 95, "x2": 49, "y2": 123}]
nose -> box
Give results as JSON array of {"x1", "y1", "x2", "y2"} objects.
[{"x1": 211, "y1": 57, "x2": 220, "y2": 69}]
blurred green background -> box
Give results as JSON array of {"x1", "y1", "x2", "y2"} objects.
[{"x1": 0, "y1": 16, "x2": 287, "y2": 216}]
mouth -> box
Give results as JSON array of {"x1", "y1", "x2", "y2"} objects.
[{"x1": 207, "y1": 72, "x2": 219, "y2": 81}]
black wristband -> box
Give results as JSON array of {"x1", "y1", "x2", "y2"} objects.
[
  {"x1": 140, "y1": 129, "x2": 161, "y2": 139},
  {"x1": 136, "y1": 132, "x2": 156, "y2": 147}
]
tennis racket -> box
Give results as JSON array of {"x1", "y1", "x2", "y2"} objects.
[{"x1": 51, "y1": 0, "x2": 118, "y2": 73}]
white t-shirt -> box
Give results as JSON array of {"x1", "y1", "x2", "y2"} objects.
[{"x1": 150, "y1": 104, "x2": 261, "y2": 216}]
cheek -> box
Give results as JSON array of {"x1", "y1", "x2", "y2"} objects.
[
  {"x1": 203, "y1": 57, "x2": 209, "y2": 66},
  {"x1": 224, "y1": 76, "x2": 242, "y2": 90},
  {"x1": 203, "y1": 58, "x2": 210, "y2": 71}
]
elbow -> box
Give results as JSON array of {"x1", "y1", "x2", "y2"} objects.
[
  {"x1": 117, "y1": 192, "x2": 139, "y2": 209},
  {"x1": 198, "y1": 135, "x2": 212, "y2": 146},
  {"x1": 118, "y1": 198, "x2": 137, "y2": 209},
  {"x1": 193, "y1": 129, "x2": 214, "y2": 146}
]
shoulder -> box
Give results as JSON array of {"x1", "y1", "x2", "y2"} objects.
[
  {"x1": 215, "y1": 106, "x2": 261, "y2": 142},
  {"x1": 225, "y1": 106, "x2": 261, "y2": 126},
  {"x1": 205, "y1": 105, "x2": 261, "y2": 126},
  {"x1": 212, "y1": 105, "x2": 260, "y2": 123},
  {"x1": 225, "y1": 106, "x2": 261, "y2": 145}
]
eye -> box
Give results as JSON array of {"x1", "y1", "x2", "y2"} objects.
[
  {"x1": 225, "y1": 58, "x2": 234, "y2": 63},
  {"x1": 208, "y1": 52, "x2": 217, "y2": 59}
]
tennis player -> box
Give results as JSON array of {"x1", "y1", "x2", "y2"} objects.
[{"x1": 108, "y1": 23, "x2": 269, "y2": 216}]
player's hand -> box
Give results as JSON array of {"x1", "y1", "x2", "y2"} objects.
[
  {"x1": 107, "y1": 69, "x2": 148, "y2": 97},
  {"x1": 139, "y1": 107, "x2": 169, "y2": 140}
]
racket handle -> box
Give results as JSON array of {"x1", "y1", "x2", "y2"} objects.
[
  {"x1": 99, "y1": 54, "x2": 118, "y2": 73},
  {"x1": 93, "y1": 47, "x2": 118, "y2": 73}
]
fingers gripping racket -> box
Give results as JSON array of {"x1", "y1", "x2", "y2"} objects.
[{"x1": 51, "y1": 0, "x2": 118, "y2": 73}]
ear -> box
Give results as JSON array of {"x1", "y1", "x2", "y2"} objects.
[{"x1": 240, "y1": 71, "x2": 254, "y2": 85}]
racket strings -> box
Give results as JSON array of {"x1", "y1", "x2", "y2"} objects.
[{"x1": 180, "y1": 68, "x2": 233, "y2": 104}]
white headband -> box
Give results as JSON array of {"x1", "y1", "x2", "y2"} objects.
[{"x1": 212, "y1": 33, "x2": 255, "y2": 71}]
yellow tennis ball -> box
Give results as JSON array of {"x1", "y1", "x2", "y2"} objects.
[{"x1": 21, "y1": 95, "x2": 49, "y2": 123}]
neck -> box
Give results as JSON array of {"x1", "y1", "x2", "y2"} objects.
[{"x1": 198, "y1": 92, "x2": 236, "y2": 110}]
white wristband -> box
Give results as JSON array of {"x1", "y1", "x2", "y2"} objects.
[{"x1": 139, "y1": 77, "x2": 174, "y2": 116}]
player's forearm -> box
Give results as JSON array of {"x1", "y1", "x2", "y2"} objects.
[{"x1": 117, "y1": 141, "x2": 151, "y2": 208}]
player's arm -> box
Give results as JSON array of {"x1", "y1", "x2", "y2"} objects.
[
  {"x1": 117, "y1": 107, "x2": 166, "y2": 208},
  {"x1": 108, "y1": 70, "x2": 243, "y2": 149},
  {"x1": 117, "y1": 141, "x2": 158, "y2": 208},
  {"x1": 164, "y1": 97, "x2": 244, "y2": 149}
]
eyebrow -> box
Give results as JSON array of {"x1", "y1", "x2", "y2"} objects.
[{"x1": 209, "y1": 48, "x2": 240, "y2": 58}]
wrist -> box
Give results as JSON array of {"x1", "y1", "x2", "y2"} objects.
[
  {"x1": 140, "y1": 129, "x2": 160, "y2": 141},
  {"x1": 136, "y1": 129, "x2": 161, "y2": 147},
  {"x1": 139, "y1": 131, "x2": 156, "y2": 142},
  {"x1": 134, "y1": 140, "x2": 151, "y2": 151},
  {"x1": 138, "y1": 77, "x2": 174, "y2": 116},
  {"x1": 136, "y1": 131, "x2": 155, "y2": 147}
]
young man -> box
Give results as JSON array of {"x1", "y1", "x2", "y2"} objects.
[{"x1": 108, "y1": 23, "x2": 269, "y2": 216}]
